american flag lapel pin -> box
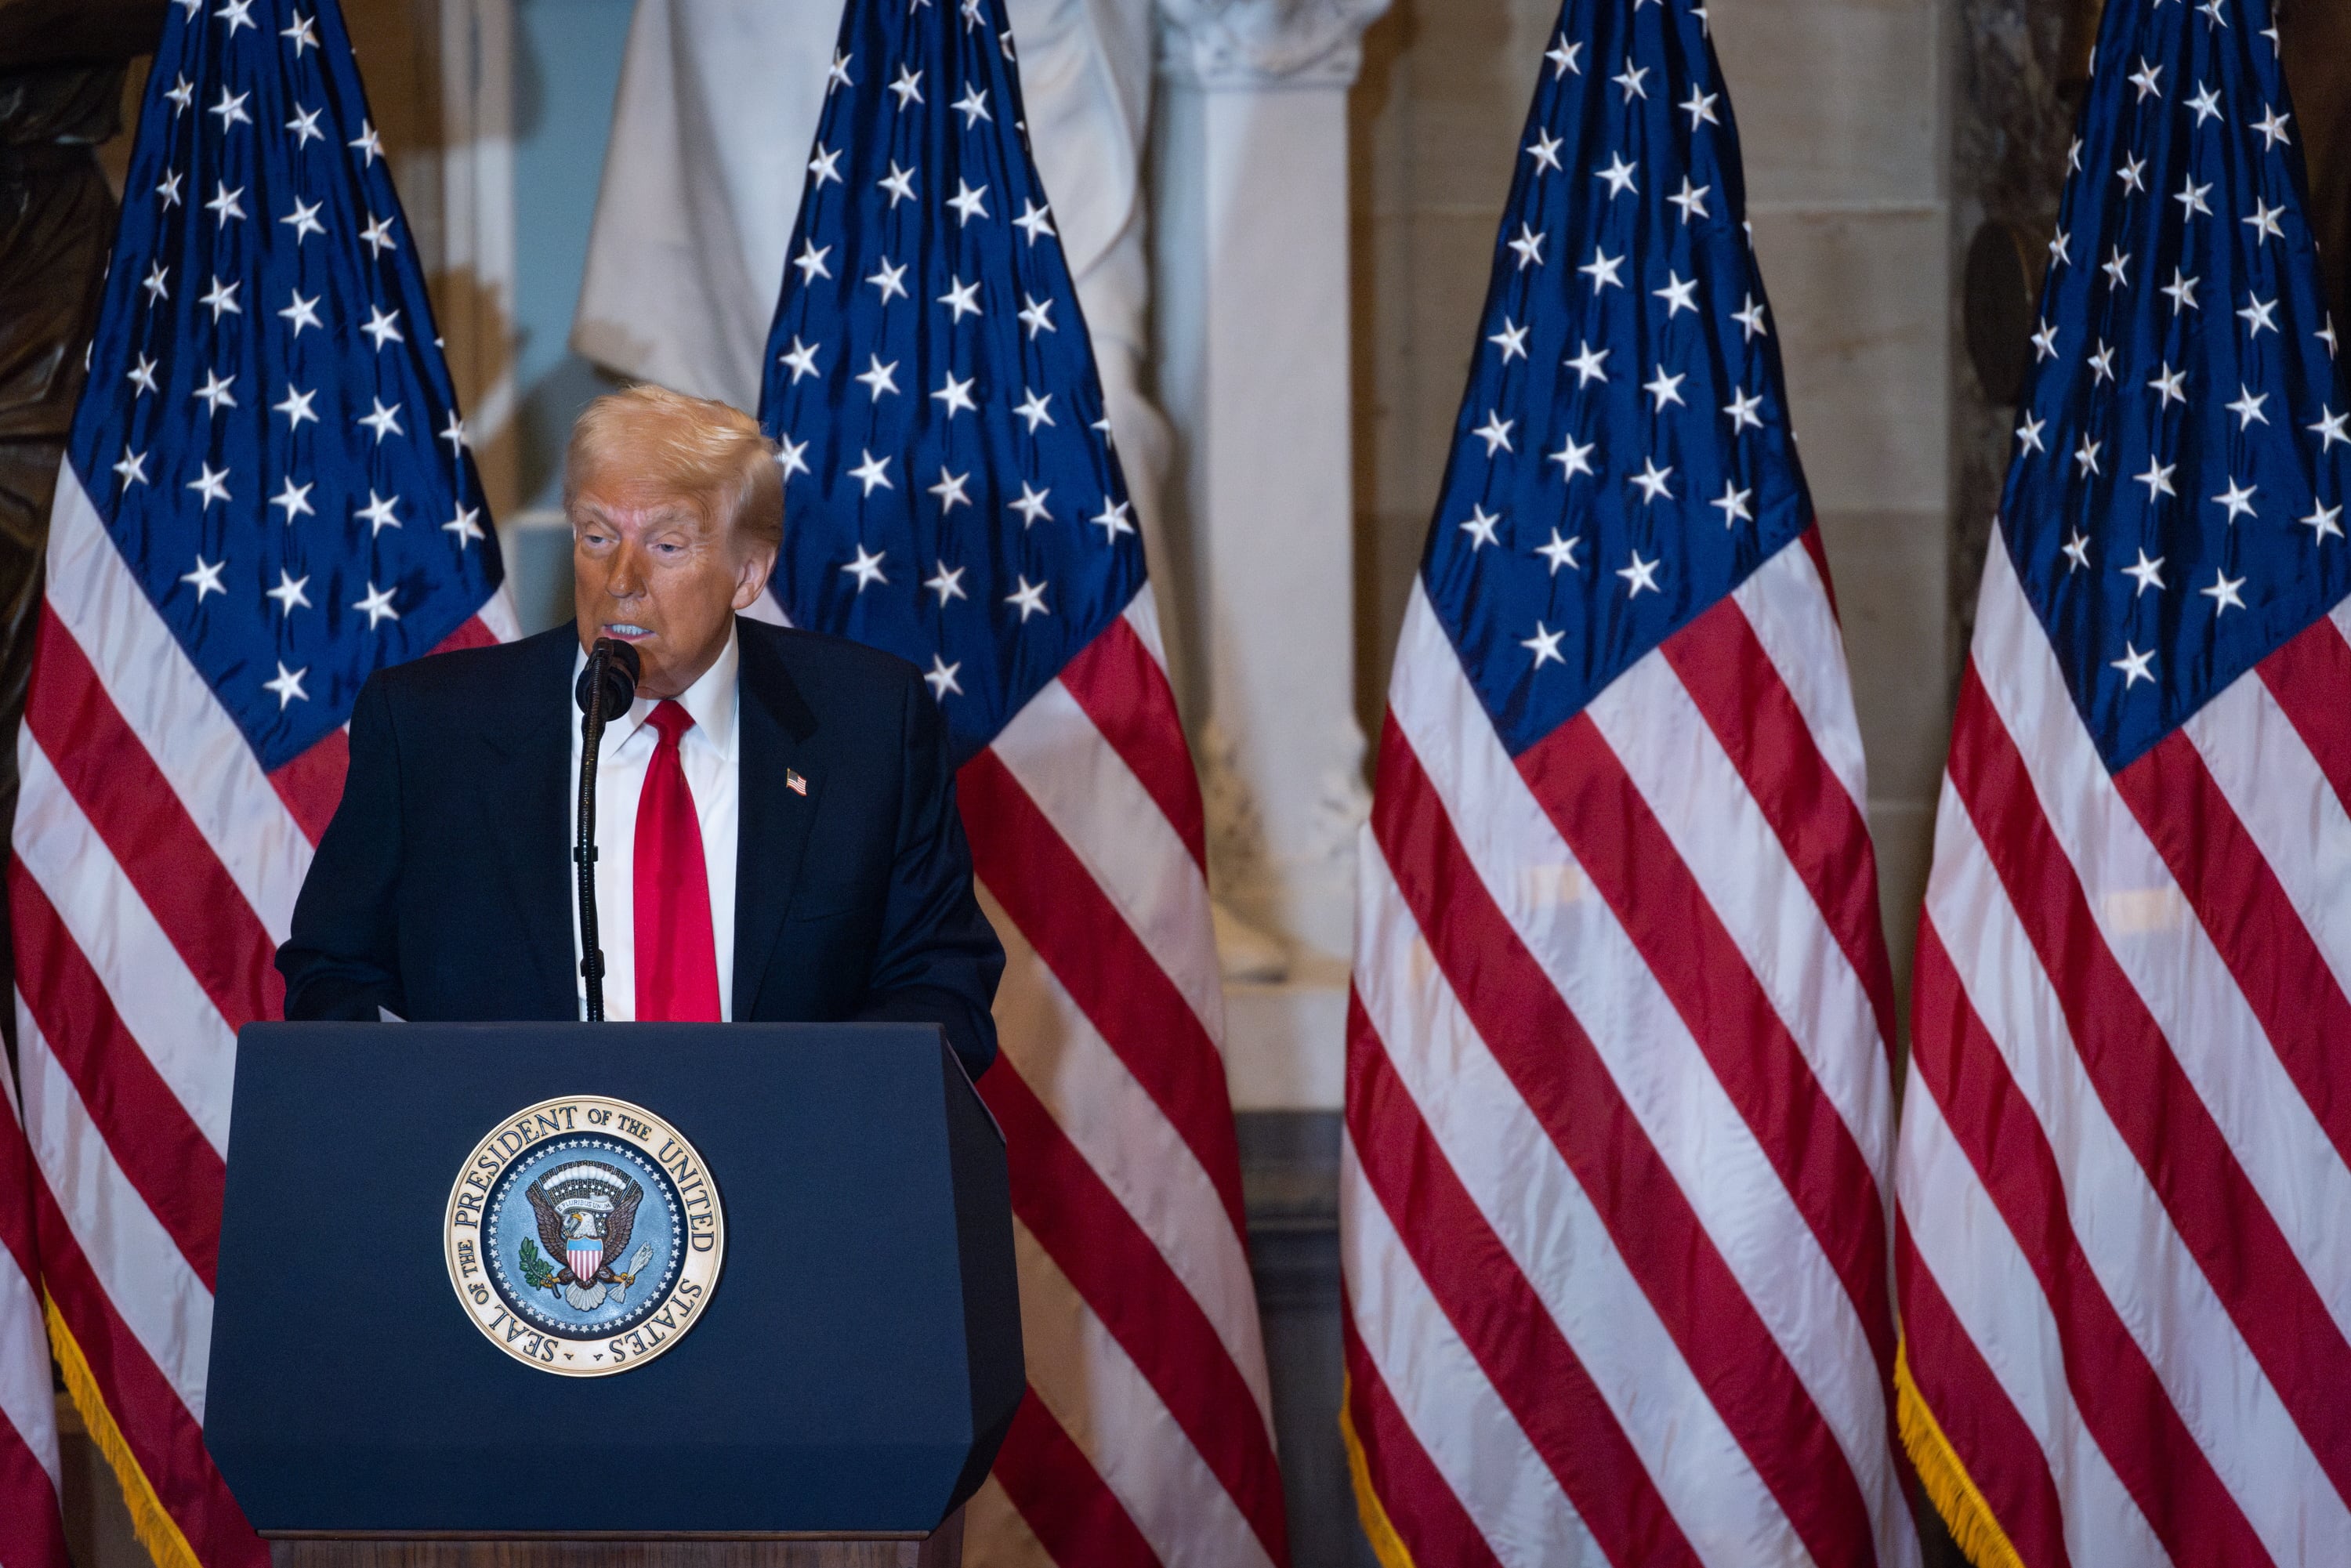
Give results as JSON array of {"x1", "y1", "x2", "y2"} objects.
[{"x1": 786, "y1": 768, "x2": 808, "y2": 796}]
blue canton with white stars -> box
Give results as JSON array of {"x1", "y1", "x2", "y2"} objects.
[
  {"x1": 758, "y1": 0, "x2": 1143, "y2": 768},
  {"x1": 1421, "y1": 0, "x2": 1810, "y2": 758},
  {"x1": 2005, "y1": 0, "x2": 2351, "y2": 773},
  {"x1": 69, "y1": 0, "x2": 502, "y2": 773}
]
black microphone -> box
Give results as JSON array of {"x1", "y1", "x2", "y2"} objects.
[
  {"x1": 574, "y1": 636, "x2": 642, "y2": 721},
  {"x1": 573, "y1": 637, "x2": 641, "y2": 1020}
]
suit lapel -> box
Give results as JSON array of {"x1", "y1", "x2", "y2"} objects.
[
  {"x1": 733, "y1": 620, "x2": 824, "y2": 1020},
  {"x1": 478, "y1": 626, "x2": 580, "y2": 1019}
]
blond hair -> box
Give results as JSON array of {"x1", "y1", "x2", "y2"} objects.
[{"x1": 563, "y1": 383, "x2": 783, "y2": 552}]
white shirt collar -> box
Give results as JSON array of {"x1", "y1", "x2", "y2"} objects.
[{"x1": 573, "y1": 621, "x2": 741, "y2": 756}]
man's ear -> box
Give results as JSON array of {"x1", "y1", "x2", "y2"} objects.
[{"x1": 731, "y1": 545, "x2": 778, "y2": 611}]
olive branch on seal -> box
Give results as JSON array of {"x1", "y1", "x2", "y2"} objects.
[{"x1": 518, "y1": 1238, "x2": 558, "y2": 1291}]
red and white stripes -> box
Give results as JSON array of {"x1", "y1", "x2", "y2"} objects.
[
  {"x1": 1894, "y1": 526, "x2": 2351, "y2": 1568},
  {"x1": 0, "y1": 1052, "x2": 67, "y2": 1568},
  {"x1": 1342, "y1": 540, "x2": 1917, "y2": 1568},
  {"x1": 958, "y1": 588, "x2": 1288, "y2": 1568},
  {"x1": 7, "y1": 462, "x2": 509, "y2": 1568}
]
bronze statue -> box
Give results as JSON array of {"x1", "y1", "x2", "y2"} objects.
[{"x1": 2280, "y1": 0, "x2": 2351, "y2": 338}]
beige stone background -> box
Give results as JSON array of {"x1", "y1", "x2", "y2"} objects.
[{"x1": 1349, "y1": 0, "x2": 1951, "y2": 1006}]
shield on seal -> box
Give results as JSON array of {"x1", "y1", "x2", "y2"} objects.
[{"x1": 567, "y1": 1216, "x2": 603, "y2": 1284}]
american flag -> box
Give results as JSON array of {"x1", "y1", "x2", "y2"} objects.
[
  {"x1": 1893, "y1": 1, "x2": 2351, "y2": 1563},
  {"x1": 1338, "y1": 1, "x2": 1919, "y2": 1563},
  {"x1": 8, "y1": 0, "x2": 510, "y2": 1563},
  {"x1": 0, "y1": 1071, "x2": 67, "y2": 1568},
  {"x1": 753, "y1": 2, "x2": 1286, "y2": 1565}
]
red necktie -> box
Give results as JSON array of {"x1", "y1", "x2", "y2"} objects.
[{"x1": 634, "y1": 700, "x2": 722, "y2": 1021}]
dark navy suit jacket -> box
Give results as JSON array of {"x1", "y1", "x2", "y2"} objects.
[{"x1": 276, "y1": 617, "x2": 1005, "y2": 1076}]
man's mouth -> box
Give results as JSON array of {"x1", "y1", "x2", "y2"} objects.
[{"x1": 603, "y1": 623, "x2": 653, "y2": 639}]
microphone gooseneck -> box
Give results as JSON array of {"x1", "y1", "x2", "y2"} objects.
[{"x1": 573, "y1": 637, "x2": 642, "y2": 1021}]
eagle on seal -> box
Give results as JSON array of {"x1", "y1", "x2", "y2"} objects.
[{"x1": 525, "y1": 1167, "x2": 649, "y2": 1311}]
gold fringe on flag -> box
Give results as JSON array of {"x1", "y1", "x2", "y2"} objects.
[
  {"x1": 1894, "y1": 1338, "x2": 2027, "y2": 1568},
  {"x1": 45, "y1": 1295, "x2": 205, "y2": 1568},
  {"x1": 1339, "y1": 1375, "x2": 1418, "y2": 1568}
]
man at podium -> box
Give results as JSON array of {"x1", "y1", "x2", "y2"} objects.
[{"x1": 277, "y1": 386, "x2": 1004, "y2": 1077}]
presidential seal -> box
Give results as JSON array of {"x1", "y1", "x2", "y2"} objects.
[{"x1": 444, "y1": 1095, "x2": 724, "y2": 1376}]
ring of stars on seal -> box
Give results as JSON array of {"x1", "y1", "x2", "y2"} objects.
[{"x1": 487, "y1": 1135, "x2": 684, "y2": 1337}]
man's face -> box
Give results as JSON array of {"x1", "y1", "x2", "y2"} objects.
[{"x1": 570, "y1": 470, "x2": 775, "y2": 701}]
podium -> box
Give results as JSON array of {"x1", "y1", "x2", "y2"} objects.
[{"x1": 205, "y1": 1023, "x2": 1023, "y2": 1568}]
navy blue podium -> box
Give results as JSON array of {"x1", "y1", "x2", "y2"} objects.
[{"x1": 205, "y1": 1022, "x2": 1022, "y2": 1568}]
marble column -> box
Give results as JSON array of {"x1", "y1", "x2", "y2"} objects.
[
  {"x1": 427, "y1": 0, "x2": 521, "y2": 523},
  {"x1": 1152, "y1": 0, "x2": 1387, "y2": 1110}
]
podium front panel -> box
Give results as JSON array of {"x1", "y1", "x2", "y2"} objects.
[{"x1": 205, "y1": 1023, "x2": 1020, "y2": 1535}]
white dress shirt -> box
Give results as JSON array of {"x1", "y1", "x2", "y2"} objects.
[{"x1": 568, "y1": 628, "x2": 741, "y2": 1020}]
